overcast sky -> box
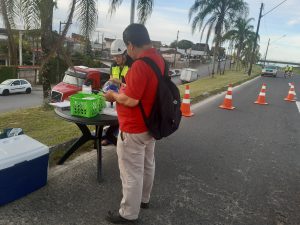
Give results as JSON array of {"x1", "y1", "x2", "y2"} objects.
[{"x1": 3, "y1": 0, "x2": 299, "y2": 62}]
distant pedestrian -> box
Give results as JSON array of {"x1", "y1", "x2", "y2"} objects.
[{"x1": 104, "y1": 23, "x2": 165, "y2": 224}]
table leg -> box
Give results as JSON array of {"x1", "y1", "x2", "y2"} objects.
[
  {"x1": 95, "y1": 125, "x2": 104, "y2": 182},
  {"x1": 57, "y1": 124, "x2": 93, "y2": 165}
]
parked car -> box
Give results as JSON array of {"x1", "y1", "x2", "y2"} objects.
[
  {"x1": 0, "y1": 79, "x2": 32, "y2": 96},
  {"x1": 261, "y1": 65, "x2": 278, "y2": 77}
]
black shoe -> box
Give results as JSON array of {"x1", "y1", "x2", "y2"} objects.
[
  {"x1": 105, "y1": 211, "x2": 138, "y2": 224},
  {"x1": 140, "y1": 202, "x2": 149, "y2": 209}
]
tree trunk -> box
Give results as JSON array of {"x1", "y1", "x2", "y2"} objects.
[
  {"x1": 39, "y1": 0, "x2": 76, "y2": 102},
  {"x1": 211, "y1": 38, "x2": 219, "y2": 77},
  {"x1": 0, "y1": 0, "x2": 17, "y2": 65},
  {"x1": 235, "y1": 47, "x2": 241, "y2": 71},
  {"x1": 39, "y1": 0, "x2": 55, "y2": 100}
]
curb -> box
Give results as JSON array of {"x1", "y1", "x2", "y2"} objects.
[
  {"x1": 49, "y1": 138, "x2": 77, "y2": 154},
  {"x1": 191, "y1": 75, "x2": 260, "y2": 110}
]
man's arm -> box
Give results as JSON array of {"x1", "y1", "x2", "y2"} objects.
[{"x1": 104, "y1": 90, "x2": 139, "y2": 107}]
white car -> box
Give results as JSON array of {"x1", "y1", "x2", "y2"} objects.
[
  {"x1": 261, "y1": 65, "x2": 278, "y2": 77},
  {"x1": 0, "y1": 79, "x2": 32, "y2": 96}
]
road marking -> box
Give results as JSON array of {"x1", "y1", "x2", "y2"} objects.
[{"x1": 296, "y1": 101, "x2": 300, "y2": 113}]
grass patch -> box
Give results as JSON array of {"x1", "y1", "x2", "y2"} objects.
[
  {"x1": 294, "y1": 68, "x2": 300, "y2": 75},
  {"x1": 0, "y1": 106, "x2": 97, "y2": 166},
  {"x1": 178, "y1": 66, "x2": 261, "y2": 103},
  {"x1": 0, "y1": 107, "x2": 81, "y2": 147}
]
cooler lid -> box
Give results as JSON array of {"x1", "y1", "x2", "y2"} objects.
[{"x1": 0, "y1": 135, "x2": 49, "y2": 170}]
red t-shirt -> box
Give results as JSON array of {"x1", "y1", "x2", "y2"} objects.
[{"x1": 117, "y1": 48, "x2": 165, "y2": 133}]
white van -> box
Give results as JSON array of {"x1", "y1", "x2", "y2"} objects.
[{"x1": 180, "y1": 68, "x2": 198, "y2": 83}]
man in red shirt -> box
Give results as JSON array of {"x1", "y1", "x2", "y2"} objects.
[{"x1": 104, "y1": 23, "x2": 165, "y2": 224}]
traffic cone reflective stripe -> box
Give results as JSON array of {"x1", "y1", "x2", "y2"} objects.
[
  {"x1": 285, "y1": 83, "x2": 296, "y2": 102},
  {"x1": 180, "y1": 85, "x2": 194, "y2": 117},
  {"x1": 219, "y1": 84, "x2": 235, "y2": 110},
  {"x1": 254, "y1": 83, "x2": 268, "y2": 105}
]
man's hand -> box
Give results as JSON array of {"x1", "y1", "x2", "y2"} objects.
[
  {"x1": 104, "y1": 90, "x2": 116, "y2": 102},
  {"x1": 104, "y1": 91, "x2": 139, "y2": 107}
]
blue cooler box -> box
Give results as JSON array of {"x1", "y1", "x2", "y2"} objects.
[{"x1": 0, "y1": 135, "x2": 49, "y2": 206}]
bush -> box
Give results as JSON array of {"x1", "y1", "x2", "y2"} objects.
[{"x1": 0, "y1": 66, "x2": 17, "y2": 83}]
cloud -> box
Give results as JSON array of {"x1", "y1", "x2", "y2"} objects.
[
  {"x1": 260, "y1": 34, "x2": 300, "y2": 62},
  {"x1": 46, "y1": 0, "x2": 300, "y2": 62},
  {"x1": 288, "y1": 19, "x2": 300, "y2": 26},
  {"x1": 156, "y1": 7, "x2": 188, "y2": 15}
]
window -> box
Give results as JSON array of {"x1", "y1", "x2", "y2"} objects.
[
  {"x1": 63, "y1": 75, "x2": 85, "y2": 86},
  {"x1": 11, "y1": 80, "x2": 20, "y2": 86},
  {"x1": 21, "y1": 80, "x2": 28, "y2": 85},
  {"x1": 1, "y1": 79, "x2": 13, "y2": 85}
]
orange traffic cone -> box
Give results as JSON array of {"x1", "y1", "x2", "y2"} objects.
[
  {"x1": 284, "y1": 83, "x2": 296, "y2": 102},
  {"x1": 180, "y1": 85, "x2": 194, "y2": 117},
  {"x1": 254, "y1": 83, "x2": 268, "y2": 105},
  {"x1": 219, "y1": 84, "x2": 235, "y2": 110}
]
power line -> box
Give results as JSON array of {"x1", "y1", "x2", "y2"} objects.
[{"x1": 262, "y1": 0, "x2": 288, "y2": 18}]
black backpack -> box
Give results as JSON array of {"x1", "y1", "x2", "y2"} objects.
[{"x1": 138, "y1": 57, "x2": 182, "y2": 140}]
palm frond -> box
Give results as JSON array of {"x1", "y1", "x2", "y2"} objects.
[
  {"x1": 4, "y1": 0, "x2": 17, "y2": 28},
  {"x1": 200, "y1": 16, "x2": 216, "y2": 41},
  {"x1": 75, "y1": 0, "x2": 98, "y2": 40},
  {"x1": 21, "y1": 0, "x2": 40, "y2": 29},
  {"x1": 188, "y1": 0, "x2": 203, "y2": 21},
  {"x1": 108, "y1": 0, "x2": 123, "y2": 17},
  {"x1": 137, "y1": 0, "x2": 153, "y2": 24}
]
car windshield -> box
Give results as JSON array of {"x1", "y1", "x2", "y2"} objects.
[
  {"x1": 0, "y1": 80, "x2": 13, "y2": 85},
  {"x1": 63, "y1": 75, "x2": 85, "y2": 86},
  {"x1": 63, "y1": 69, "x2": 86, "y2": 86},
  {"x1": 265, "y1": 66, "x2": 277, "y2": 69}
]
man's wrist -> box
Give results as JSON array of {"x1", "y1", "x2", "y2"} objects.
[{"x1": 112, "y1": 92, "x2": 120, "y2": 103}]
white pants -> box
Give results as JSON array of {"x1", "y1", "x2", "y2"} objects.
[{"x1": 117, "y1": 131, "x2": 156, "y2": 220}]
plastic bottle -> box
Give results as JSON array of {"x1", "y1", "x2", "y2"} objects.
[{"x1": 82, "y1": 84, "x2": 92, "y2": 94}]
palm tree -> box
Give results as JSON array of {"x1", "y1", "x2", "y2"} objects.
[
  {"x1": 0, "y1": 0, "x2": 18, "y2": 65},
  {"x1": 223, "y1": 17, "x2": 255, "y2": 70},
  {"x1": 240, "y1": 33, "x2": 260, "y2": 72},
  {"x1": 109, "y1": 0, "x2": 154, "y2": 24},
  {"x1": 189, "y1": 0, "x2": 248, "y2": 76},
  {"x1": 6, "y1": 0, "x2": 98, "y2": 100}
]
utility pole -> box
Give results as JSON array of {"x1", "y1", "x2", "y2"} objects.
[
  {"x1": 248, "y1": 3, "x2": 263, "y2": 76},
  {"x1": 248, "y1": 0, "x2": 287, "y2": 75},
  {"x1": 263, "y1": 38, "x2": 270, "y2": 67},
  {"x1": 97, "y1": 31, "x2": 100, "y2": 43},
  {"x1": 130, "y1": 0, "x2": 135, "y2": 24},
  {"x1": 102, "y1": 33, "x2": 104, "y2": 52},
  {"x1": 58, "y1": 21, "x2": 65, "y2": 82},
  {"x1": 19, "y1": 31, "x2": 23, "y2": 66},
  {"x1": 173, "y1": 30, "x2": 179, "y2": 68}
]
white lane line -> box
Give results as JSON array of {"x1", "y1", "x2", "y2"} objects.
[{"x1": 296, "y1": 101, "x2": 300, "y2": 114}]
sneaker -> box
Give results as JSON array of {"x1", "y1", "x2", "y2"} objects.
[
  {"x1": 105, "y1": 211, "x2": 138, "y2": 224},
  {"x1": 140, "y1": 202, "x2": 149, "y2": 209}
]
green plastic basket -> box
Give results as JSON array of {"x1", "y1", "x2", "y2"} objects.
[{"x1": 70, "y1": 93, "x2": 105, "y2": 118}]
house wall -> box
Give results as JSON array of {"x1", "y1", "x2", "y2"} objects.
[{"x1": 18, "y1": 69, "x2": 39, "y2": 84}]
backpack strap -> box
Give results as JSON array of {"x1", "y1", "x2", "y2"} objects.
[{"x1": 137, "y1": 57, "x2": 165, "y2": 122}]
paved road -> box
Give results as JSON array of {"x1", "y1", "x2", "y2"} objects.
[
  {"x1": 1, "y1": 73, "x2": 300, "y2": 225},
  {"x1": 0, "y1": 89, "x2": 43, "y2": 113}
]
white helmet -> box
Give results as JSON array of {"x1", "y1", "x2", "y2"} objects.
[{"x1": 111, "y1": 39, "x2": 127, "y2": 56}]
